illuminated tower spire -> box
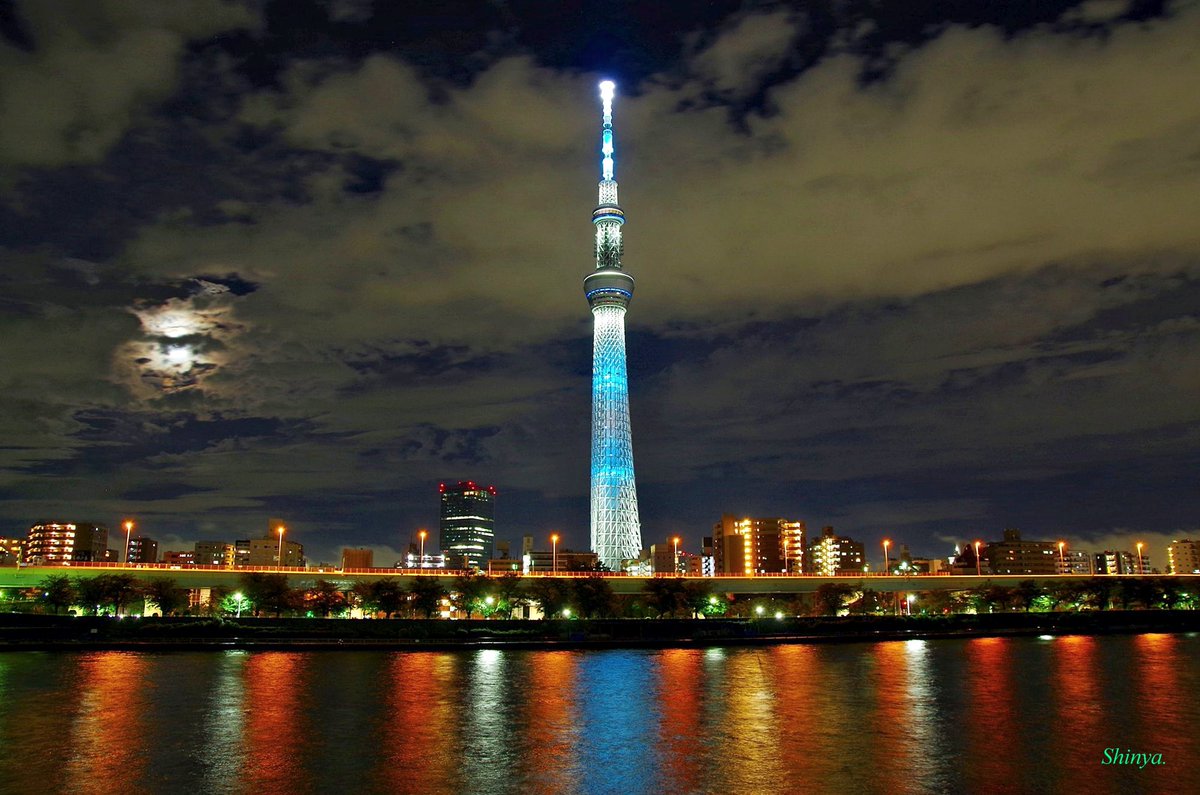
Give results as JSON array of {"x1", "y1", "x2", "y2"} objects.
[{"x1": 584, "y1": 80, "x2": 642, "y2": 570}]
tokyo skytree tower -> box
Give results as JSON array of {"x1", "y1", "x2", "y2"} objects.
[{"x1": 584, "y1": 81, "x2": 642, "y2": 570}]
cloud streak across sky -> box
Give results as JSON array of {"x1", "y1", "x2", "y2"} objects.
[{"x1": 1, "y1": 0, "x2": 1198, "y2": 563}]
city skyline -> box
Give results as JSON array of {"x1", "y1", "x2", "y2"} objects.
[{"x1": 3, "y1": 2, "x2": 1200, "y2": 565}]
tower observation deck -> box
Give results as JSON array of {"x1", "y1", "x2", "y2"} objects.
[{"x1": 585, "y1": 80, "x2": 642, "y2": 570}]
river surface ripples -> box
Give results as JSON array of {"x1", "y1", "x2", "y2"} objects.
[{"x1": 1, "y1": 633, "x2": 1198, "y2": 794}]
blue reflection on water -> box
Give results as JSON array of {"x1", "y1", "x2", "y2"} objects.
[{"x1": 575, "y1": 651, "x2": 660, "y2": 794}]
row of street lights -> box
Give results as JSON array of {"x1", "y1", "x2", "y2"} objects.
[
  {"x1": 121, "y1": 518, "x2": 291, "y2": 568},
  {"x1": 411, "y1": 529, "x2": 563, "y2": 571},
  {"x1": 882, "y1": 537, "x2": 1150, "y2": 575}
]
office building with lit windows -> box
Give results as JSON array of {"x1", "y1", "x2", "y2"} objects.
[
  {"x1": 1166, "y1": 540, "x2": 1200, "y2": 574},
  {"x1": 194, "y1": 541, "x2": 236, "y2": 567},
  {"x1": 235, "y1": 537, "x2": 304, "y2": 567},
  {"x1": 804, "y1": 526, "x2": 866, "y2": 576},
  {"x1": 983, "y1": 529, "x2": 1058, "y2": 575},
  {"x1": 24, "y1": 522, "x2": 109, "y2": 564},
  {"x1": 1057, "y1": 549, "x2": 1094, "y2": 575},
  {"x1": 712, "y1": 515, "x2": 807, "y2": 575},
  {"x1": 1095, "y1": 550, "x2": 1147, "y2": 575},
  {"x1": 127, "y1": 536, "x2": 158, "y2": 564},
  {"x1": 439, "y1": 481, "x2": 496, "y2": 569}
]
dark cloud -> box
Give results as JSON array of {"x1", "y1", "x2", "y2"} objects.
[{"x1": 31, "y1": 409, "x2": 304, "y2": 475}]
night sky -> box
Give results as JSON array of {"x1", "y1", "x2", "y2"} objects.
[{"x1": 2, "y1": 0, "x2": 1198, "y2": 565}]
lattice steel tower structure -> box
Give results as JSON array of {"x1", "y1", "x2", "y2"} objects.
[{"x1": 584, "y1": 80, "x2": 642, "y2": 570}]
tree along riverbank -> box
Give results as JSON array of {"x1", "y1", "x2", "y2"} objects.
[{"x1": 3, "y1": 610, "x2": 1199, "y2": 652}]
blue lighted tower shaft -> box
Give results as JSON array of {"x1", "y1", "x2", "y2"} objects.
[{"x1": 585, "y1": 81, "x2": 642, "y2": 569}]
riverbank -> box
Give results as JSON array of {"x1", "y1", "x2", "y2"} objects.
[{"x1": 3, "y1": 609, "x2": 1200, "y2": 651}]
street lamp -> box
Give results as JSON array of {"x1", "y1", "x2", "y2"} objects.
[
  {"x1": 123, "y1": 519, "x2": 134, "y2": 565},
  {"x1": 672, "y1": 536, "x2": 681, "y2": 574},
  {"x1": 232, "y1": 591, "x2": 246, "y2": 618},
  {"x1": 418, "y1": 529, "x2": 427, "y2": 569},
  {"x1": 1136, "y1": 542, "x2": 1145, "y2": 575},
  {"x1": 882, "y1": 539, "x2": 891, "y2": 576},
  {"x1": 1058, "y1": 541, "x2": 1066, "y2": 574},
  {"x1": 974, "y1": 541, "x2": 982, "y2": 577},
  {"x1": 551, "y1": 533, "x2": 559, "y2": 573},
  {"x1": 276, "y1": 525, "x2": 286, "y2": 569}
]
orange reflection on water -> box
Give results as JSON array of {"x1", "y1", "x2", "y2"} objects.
[
  {"x1": 63, "y1": 652, "x2": 150, "y2": 795},
  {"x1": 1131, "y1": 634, "x2": 1196, "y2": 769},
  {"x1": 519, "y1": 651, "x2": 580, "y2": 794},
  {"x1": 655, "y1": 649, "x2": 703, "y2": 792},
  {"x1": 242, "y1": 652, "x2": 310, "y2": 794},
  {"x1": 1050, "y1": 634, "x2": 1106, "y2": 788},
  {"x1": 869, "y1": 641, "x2": 917, "y2": 786},
  {"x1": 769, "y1": 644, "x2": 828, "y2": 787},
  {"x1": 963, "y1": 637, "x2": 1019, "y2": 792},
  {"x1": 374, "y1": 653, "x2": 461, "y2": 795},
  {"x1": 722, "y1": 650, "x2": 785, "y2": 792}
]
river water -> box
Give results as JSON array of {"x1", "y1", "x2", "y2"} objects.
[{"x1": 0, "y1": 633, "x2": 1197, "y2": 794}]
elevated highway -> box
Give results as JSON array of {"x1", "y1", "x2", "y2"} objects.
[{"x1": 3, "y1": 563, "x2": 1193, "y2": 596}]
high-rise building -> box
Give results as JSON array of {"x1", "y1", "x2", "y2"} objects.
[
  {"x1": 804, "y1": 527, "x2": 866, "y2": 576},
  {"x1": 24, "y1": 522, "x2": 109, "y2": 564},
  {"x1": 1057, "y1": 549, "x2": 1093, "y2": 575},
  {"x1": 1095, "y1": 550, "x2": 1146, "y2": 575},
  {"x1": 126, "y1": 536, "x2": 158, "y2": 564},
  {"x1": 1167, "y1": 539, "x2": 1200, "y2": 575},
  {"x1": 712, "y1": 515, "x2": 807, "y2": 575},
  {"x1": 194, "y1": 541, "x2": 235, "y2": 568},
  {"x1": 235, "y1": 537, "x2": 304, "y2": 568},
  {"x1": 439, "y1": 481, "x2": 496, "y2": 569},
  {"x1": 983, "y1": 529, "x2": 1058, "y2": 575},
  {"x1": 585, "y1": 81, "x2": 642, "y2": 571}
]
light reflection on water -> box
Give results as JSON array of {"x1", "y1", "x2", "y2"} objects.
[
  {"x1": 200, "y1": 652, "x2": 248, "y2": 794},
  {"x1": 0, "y1": 634, "x2": 1198, "y2": 794},
  {"x1": 66, "y1": 652, "x2": 150, "y2": 795}
]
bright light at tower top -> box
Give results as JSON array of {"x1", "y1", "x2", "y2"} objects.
[
  {"x1": 599, "y1": 80, "x2": 615, "y2": 127},
  {"x1": 599, "y1": 80, "x2": 616, "y2": 180}
]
